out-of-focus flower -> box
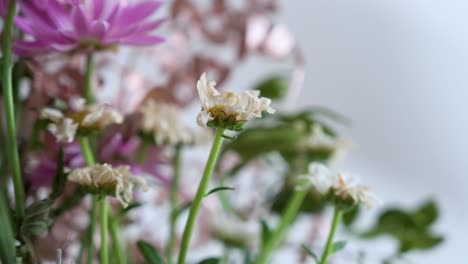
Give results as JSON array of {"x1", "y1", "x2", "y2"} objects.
[
  {"x1": 68, "y1": 163, "x2": 148, "y2": 207},
  {"x1": 40, "y1": 98, "x2": 123, "y2": 140},
  {"x1": 40, "y1": 108, "x2": 78, "y2": 143},
  {"x1": 14, "y1": 0, "x2": 165, "y2": 56},
  {"x1": 299, "y1": 163, "x2": 378, "y2": 209},
  {"x1": 210, "y1": 212, "x2": 260, "y2": 249},
  {"x1": 138, "y1": 100, "x2": 194, "y2": 145},
  {"x1": 0, "y1": 0, "x2": 9, "y2": 16},
  {"x1": 196, "y1": 73, "x2": 275, "y2": 131}
]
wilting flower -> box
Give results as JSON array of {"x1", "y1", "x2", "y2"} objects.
[
  {"x1": 40, "y1": 108, "x2": 78, "y2": 143},
  {"x1": 138, "y1": 100, "x2": 195, "y2": 145},
  {"x1": 14, "y1": 0, "x2": 165, "y2": 56},
  {"x1": 196, "y1": 73, "x2": 275, "y2": 131},
  {"x1": 299, "y1": 163, "x2": 377, "y2": 209},
  {"x1": 40, "y1": 98, "x2": 123, "y2": 142},
  {"x1": 68, "y1": 163, "x2": 148, "y2": 207}
]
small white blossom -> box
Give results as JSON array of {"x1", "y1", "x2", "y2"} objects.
[
  {"x1": 299, "y1": 163, "x2": 378, "y2": 209},
  {"x1": 68, "y1": 164, "x2": 148, "y2": 208},
  {"x1": 47, "y1": 118, "x2": 79, "y2": 143},
  {"x1": 196, "y1": 73, "x2": 275, "y2": 130},
  {"x1": 40, "y1": 108, "x2": 64, "y2": 123},
  {"x1": 79, "y1": 104, "x2": 124, "y2": 129},
  {"x1": 138, "y1": 100, "x2": 196, "y2": 145}
]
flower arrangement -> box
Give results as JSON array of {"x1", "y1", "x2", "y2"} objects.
[{"x1": 0, "y1": 1, "x2": 443, "y2": 264}]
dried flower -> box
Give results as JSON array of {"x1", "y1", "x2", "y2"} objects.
[
  {"x1": 299, "y1": 163, "x2": 377, "y2": 209},
  {"x1": 196, "y1": 73, "x2": 275, "y2": 131},
  {"x1": 40, "y1": 99, "x2": 123, "y2": 141},
  {"x1": 68, "y1": 163, "x2": 148, "y2": 207},
  {"x1": 138, "y1": 100, "x2": 195, "y2": 145},
  {"x1": 14, "y1": 0, "x2": 165, "y2": 56}
]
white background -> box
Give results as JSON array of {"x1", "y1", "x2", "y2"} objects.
[{"x1": 228, "y1": 0, "x2": 468, "y2": 263}]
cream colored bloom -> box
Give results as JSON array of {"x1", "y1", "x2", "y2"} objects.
[
  {"x1": 196, "y1": 73, "x2": 275, "y2": 130},
  {"x1": 40, "y1": 108, "x2": 78, "y2": 143},
  {"x1": 138, "y1": 100, "x2": 195, "y2": 145},
  {"x1": 68, "y1": 164, "x2": 148, "y2": 207},
  {"x1": 40, "y1": 99, "x2": 123, "y2": 142},
  {"x1": 299, "y1": 163, "x2": 377, "y2": 209}
]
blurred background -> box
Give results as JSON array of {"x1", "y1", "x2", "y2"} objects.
[{"x1": 231, "y1": 1, "x2": 468, "y2": 263}]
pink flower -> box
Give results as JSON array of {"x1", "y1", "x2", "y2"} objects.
[
  {"x1": 0, "y1": 0, "x2": 9, "y2": 16},
  {"x1": 14, "y1": 0, "x2": 165, "y2": 56}
]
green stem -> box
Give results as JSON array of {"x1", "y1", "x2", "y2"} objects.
[
  {"x1": 319, "y1": 207, "x2": 342, "y2": 264},
  {"x1": 167, "y1": 144, "x2": 182, "y2": 264},
  {"x1": 109, "y1": 209, "x2": 125, "y2": 264},
  {"x1": 100, "y1": 197, "x2": 109, "y2": 264},
  {"x1": 78, "y1": 137, "x2": 98, "y2": 264},
  {"x1": 84, "y1": 53, "x2": 95, "y2": 104},
  {"x1": 177, "y1": 129, "x2": 225, "y2": 264},
  {"x1": 255, "y1": 189, "x2": 308, "y2": 264},
  {"x1": 2, "y1": 0, "x2": 25, "y2": 221}
]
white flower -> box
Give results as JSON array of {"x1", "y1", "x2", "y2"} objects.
[
  {"x1": 138, "y1": 100, "x2": 195, "y2": 145},
  {"x1": 210, "y1": 212, "x2": 260, "y2": 248},
  {"x1": 68, "y1": 164, "x2": 148, "y2": 208},
  {"x1": 79, "y1": 104, "x2": 124, "y2": 129},
  {"x1": 196, "y1": 73, "x2": 275, "y2": 130},
  {"x1": 299, "y1": 163, "x2": 378, "y2": 209},
  {"x1": 40, "y1": 108, "x2": 78, "y2": 143},
  {"x1": 47, "y1": 118, "x2": 78, "y2": 143}
]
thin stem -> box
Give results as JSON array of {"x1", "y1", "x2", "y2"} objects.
[
  {"x1": 319, "y1": 207, "x2": 343, "y2": 264},
  {"x1": 255, "y1": 189, "x2": 308, "y2": 264},
  {"x1": 78, "y1": 137, "x2": 98, "y2": 264},
  {"x1": 84, "y1": 53, "x2": 95, "y2": 104},
  {"x1": 177, "y1": 129, "x2": 225, "y2": 264},
  {"x1": 100, "y1": 197, "x2": 109, "y2": 264},
  {"x1": 167, "y1": 144, "x2": 182, "y2": 264},
  {"x1": 109, "y1": 209, "x2": 125, "y2": 264},
  {"x1": 2, "y1": 0, "x2": 25, "y2": 221}
]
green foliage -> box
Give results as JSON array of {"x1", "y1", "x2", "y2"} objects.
[
  {"x1": 331, "y1": 241, "x2": 347, "y2": 254},
  {"x1": 301, "y1": 244, "x2": 319, "y2": 263},
  {"x1": 361, "y1": 200, "x2": 443, "y2": 253},
  {"x1": 342, "y1": 206, "x2": 360, "y2": 227},
  {"x1": 21, "y1": 199, "x2": 54, "y2": 238},
  {"x1": 0, "y1": 191, "x2": 16, "y2": 264},
  {"x1": 254, "y1": 76, "x2": 288, "y2": 101},
  {"x1": 137, "y1": 240, "x2": 166, "y2": 264},
  {"x1": 260, "y1": 220, "x2": 272, "y2": 251},
  {"x1": 197, "y1": 257, "x2": 220, "y2": 264},
  {"x1": 50, "y1": 146, "x2": 67, "y2": 200},
  {"x1": 271, "y1": 180, "x2": 324, "y2": 214},
  {"x1": 205, "y1": 186, "x2": 235, "y2": 197}
]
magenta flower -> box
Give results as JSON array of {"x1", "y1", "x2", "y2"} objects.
[{"x1": 14, "y1": 0, "x2": 165, "y2": 56}]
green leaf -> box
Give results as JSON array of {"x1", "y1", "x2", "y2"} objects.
[
  {"x1": 197, "y1": 257, "x2": 220, "y2": 264},
  {"x1": 411, "y1": 200, "x2": 438, "y2": 227},
  {"x1": 301, "y1": 244, "x2": 319, "y2": 263},
  {"x1": 0, "y1": 191, "x2": 16, "y2": 264},
  {"x1": 342, "y1": 206, "x2": 360, "y2": 227},
  {"x1": 254, "y1": 76, "x2": 288, "y2": 100},
  {"x1": 204, "y1": 186, "x2": 235, "y2": 197},
  {"x1": 121, "y1": 202, "x2": 142, "y2": 215},
  {"x1": 50, "y1": 146, "x2": 67, "y2": 200},
  {"x1": 137, "y1": 240, "x2": 166, "y2": 264},
  {"x1": 21, "y1": 199, "x2": 53, "y2": 239},
  {"x1": 331, "y1": 241, "x2": 347, "y2": 254},
  {"x1": 261, "y1": 220, "x2": 272, "y2": 251}
]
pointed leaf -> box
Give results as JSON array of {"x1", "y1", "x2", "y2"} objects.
[
  {"x1": 331, "y1": 241, "x2": 347, "y2": 254},
  {"x1": 50, "y1": 146, "x2": 67, "y2": 200},
  {"x1": 204, "y1": 186, "x2": 235, "y2": 197},
  {"x1": 137, "y1": 240, "x2": 166, "y2": 264},
  {"x1": 301, "y1": 244, "x2": 319, "y2": 263},
  {"x1": 197, "y1": 257, "x2": 220, "y2": 264},
  {"x1": 261, "y1": 220, "x2": 272, "y2": 251}
]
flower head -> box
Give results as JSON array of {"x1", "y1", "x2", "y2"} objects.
[
  {"x1": 138, "y1": 100, "x2": 197, "y2": 145},
  {"x1": 299, "y1": 163, "x2": 378, "y2": 209},
  {"x1": 196, "y1": 73, "x2": 275, "y2": 131},
  {"x1": 14, "y1": 0, "x2": 165, "y2": 56},
  {"x1": 68, "y1": 163, "x2": 148, "y2": 207},
  {"x1": 40, "y1": 98, "x2": 123, "y2": 142}
]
